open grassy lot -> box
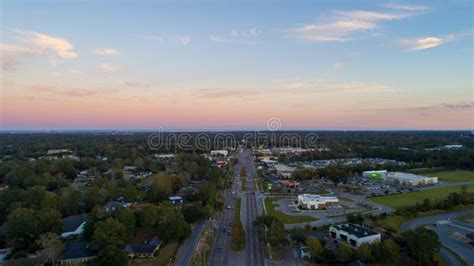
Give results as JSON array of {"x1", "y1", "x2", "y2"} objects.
[
  {"x1": 241, "y1": 177, "x2": 247, "y2": 191},
  {"x1": 424, "y1": 170, "x2": 474, "y2": 183},
  {"x1": 264, "y1": 197, "x2": 317, "y2": 224},
  {"x1": 231, "y1": 198, "x2": 245, "y2": 251},
  {"x1": 370, "y1": 184, "x2": 474, "y2": 210}
]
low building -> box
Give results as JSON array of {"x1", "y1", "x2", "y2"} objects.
[
  {"x1": 169, "y1": 196, "x2": 183, "y2": 204},
  {"x1": 59, "y1": 241, "x2": 96, "y2": 264},
  {"x1": 329, "y1": 224, "x2": 381, "y2": 247},
  {"x1": 210, "y1": 150, "x2": 228, "y2": 157},
  {"x1": 61, "y1": 214, "x2": 87, "y2": 239},
  {"x1": 103, "y1": 201, "x2": 127, "y2": 213},
  {"x1": 387, "y1": 172, "x2": 438, "y2": 186},
  {"x1": 362, "y1": 170, "x2": 388, "y2": 180},
  {"x1": 279, "y1": 180, "x2": 300, "y2": 189},
  {"x1": 123, "y1": 236, "x2": 161, "y2": 258},
  {"x1": 297, "y1": 194, "x2": 339, "y2": 210},
  {"x1": 273, "y1": 164, "x2": 296, "y2": 178}
]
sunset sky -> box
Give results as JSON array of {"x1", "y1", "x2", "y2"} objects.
[{"x1": 1, "y1": 0, "x2": 473, "y2": 130}]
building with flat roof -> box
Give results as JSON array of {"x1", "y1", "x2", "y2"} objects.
[
  {"x1": 273, "y1": 164, "x2": 296, "y2": 178},
  {"x1": 387, "y1": 172, "x2": 438, "y2": 186},
  {"x1": 329, "y1": 224, "x2": 380, "y2": 247},
  {"x1": 363, "y1": 170, "x2": 438, "y2": 186},
  {"x1": 362, "y1": 170, "x2": 388, "y2": 180},
  {"x1": 297, "y1": 194, "x2": 339, "y2": 210}
]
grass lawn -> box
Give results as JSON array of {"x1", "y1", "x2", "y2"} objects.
[
  {"x1": 241, "y1": 178, "x2": 247, "y2": 191},
  {"x1": 424, "y1": 170, "x2": 474, "y2": 183},
  {"x1": 264, "y1": 197, "x2": 317, "y2": 224},
  {"x1": 370, "y1": 184, "x2": 474, "y2": 210},
  {"x1": 433, "y1": 252, "x2": 449, "y2": 266},
  {"x1": 231, "y1": 198, "x2": 246, "y2": 251},
  {"x1": 376, "y1": 204, "x2": 474, "y2": 234},
  {"x1": 456, "y1": 213, "x2": 474, "y2": 223},
  {"x1": 338, "y1": 196, "x2": 355, "y2": 202}
]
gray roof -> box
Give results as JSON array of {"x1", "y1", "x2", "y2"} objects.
[
  {"x1": 123, "y1": 236, "x2": 161, "y2": 255},
  {"x1": 60, "y1": 241, "x2": 96, "y2": 260},
  {"x1": 332, "y1": 224, "x2": 379, "y2": 238},
  {"x1": 62, "y1": 214, "x2": 87, "y2": 233}
]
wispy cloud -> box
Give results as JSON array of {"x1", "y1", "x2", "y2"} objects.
[
  {"x1": 143, "y1": 35, "x2": 191, "y2": 46},
  {"x1": 382, "y1": 2, "x2": 430, "y2": 12},
  {"x1": 99, "y1": 63, "x2": 122, "y2": 72},
  {"x1": 282, "y1": 78, "x2": 393, "y2": 94},
  {"x1": 93, "y1": 48, "x2": 119, "y2": 56},
  {"x1": 176, "y1": 36, "x2": 191, "y2": 46},
  {"x1": 117, "y1": 80, "x2": 150, "y2": 88},
  {"x1": 0, "y1": 44, "x2": 41, "y2": 54},
  {"x1": 332, "y1": 62, "x2": 345, "y2": 69},
  {"x1": 285, "y1": 9, "x2": 417, "y2": 42},
  {"x1": 15, "y1": 29, "x2": 78, "y2": 59},
  {"x1": 69, "y1": 69, "x2": 84, "y2": 77},
  {"x1": 210, "y1": 28, "x2": 259, "y2": 44},
  {"x1": 395, "y1": 30, "x2": 474, "y2": 51},
  {"x1": 27, "y1": 84, "x2": 116, "y2": 97}
]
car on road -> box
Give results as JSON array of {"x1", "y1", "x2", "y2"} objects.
[{"x1": 218, "y1": 247, "x2": 223, "y2": 252}]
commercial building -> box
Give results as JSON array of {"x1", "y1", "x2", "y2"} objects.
[
  {"x1": 362, "y1": 170, "x2": 438, "y2": 186},
  {"x1": 297, "y1": 194, "x2": 339, "y2": 210},
  {"x1": 273, "y1": 164, "x2": 296, "y2": 178},
  {"x1": 362, "y1": 170, "x2": 388, "y2": 180},
  {"x1": 387, "y1": 172, "x2": 438, "y2": 186},
  {"x1": 329, "y1": 224, "x2": 381, "y2": 247}
]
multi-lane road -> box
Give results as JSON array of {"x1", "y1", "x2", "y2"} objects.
[
  {"x1": 241, "y1": 149, "x2": 265, "y2": 266},
  {"x1": 209, "y1": 149, "x2": 265, "y2": 266},
  {"x1": 402, "y1": 209, "x2": 474, "y2": 266}
]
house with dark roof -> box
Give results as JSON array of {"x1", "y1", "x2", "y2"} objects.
[
  {"x1": 103, "y1": 201, "x2": 126, "y2": 213},
  {"x1": 123, "y1": 236, "x2": 161, "y2": 258},
  {"x1": 59, "y1": 241, "x2": 96, "y2": 264},
  {"x1": 61, "y1": 214, "x2": 87, "y2": 239},
  {"x1": 329, "y1": 224, "x2": 381, "y2": 247}
]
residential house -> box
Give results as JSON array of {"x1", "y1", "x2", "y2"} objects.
[
  {"x1": 123, "y1": 236, "x2": 161, "y2": 258},
  {"x1": 61, "y1": 214, "x2": 87, "y2": 239},
  {"x1": 59, "y1": 241, "x2": 96, "y2": 264}
]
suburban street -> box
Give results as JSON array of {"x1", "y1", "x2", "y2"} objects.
[
  {"x1": 209, "y1": 148, "x2": 265, "y2": 266},
  {"x1": 175, "y1": 219, "x2": 206, "y2": 266},
  {"x1": 208, "y1": 157, "x2": 240, "y2": 266},
  {"x1": 241, "y1": 149, "x2": 265, "y2": 266},
  {"x1": 402, "y1": 209, "x2": 474, "y2": 266}
]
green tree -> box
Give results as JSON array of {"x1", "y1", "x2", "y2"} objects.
[
  {"x1": 381, "y1": 239, "x2": 400, "y2": 264},
  {"x1": 402, "y1": 227, "x2": 440, "y2": 265},
  {"x1": 93, "y1": 218, "x2": 126, "y2": 249},
  {"x1": 337, "y1": 242, "x2": 355, "y2": 263},
  {"x1": 116, "y1": 208, "x2": 136, "y2": 238},
  {"x1": 306, "y1": 236, "x2": 324, "y2": 259},
  {"x1": 36, "y1": 233, "x2": 64, "y2": 266},
  {"x1": 96, "y1": 246, "x2": 128, "y2": 266},
  {"x1": 357, "y1": 243, "x2": 372, "y2": 262},
  {"x1": 5, "y1": 208, "x2": 39, "y2": 249}
]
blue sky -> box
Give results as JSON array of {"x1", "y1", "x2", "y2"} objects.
[{"x1": 1, "y1": 0, "x2": 473, "y2": 130}]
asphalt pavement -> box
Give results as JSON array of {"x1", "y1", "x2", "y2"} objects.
[{"x1": 402, "y1": 209, "x2": 474, "y2": 266}]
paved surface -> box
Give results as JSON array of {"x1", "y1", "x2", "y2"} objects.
[
  {"x1": 283, "y1": 190, "x2": 393, "y2": 229},
  {"x1": 175, "y1": 219, "x2": 206, "y2": 266},
  {"x1": 402, "y1": 209, "x2": 474, "y2": 266},
  {"x1": 208, "y1": 158, "x2": 241, "y2": 266},
  {"x1": 240, "y1": 149, "x2": 265, "y2": 266}
]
